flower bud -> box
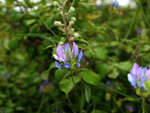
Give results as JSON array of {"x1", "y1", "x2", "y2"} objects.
[
  {"x1": 69, "y1": 21, "x2": 74, "y2": 25},
  {"x1": 69, "y1": 7, "x2": 75, "y2": 12},
  {"x1": 70, "y1": 28, "x2": 75, "y2": 32},
  {"x1": 74, "y1": 32, "x2": 80, "y2": 38},
  {"x1": 71, "y1": 17, "x2": 76, "y2": 21},
  {"x1": 105, "y1": 92, "x2": 111, "y2": 101},
  {"x1": 53, "y1": 1, "x2": 59, "y2": 6},
  {"x1": 54, "y1": 21, "x2": 62, "y2": 26}
]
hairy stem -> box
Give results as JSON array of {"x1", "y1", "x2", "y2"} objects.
[{"x1": 62, "y1": 0, "x2": 70, "y2": 43}]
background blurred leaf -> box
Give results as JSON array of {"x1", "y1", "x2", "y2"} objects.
[
  {"x1": 116, "y1": 61, "x2": 132, "y2": 72},
  {"x1": 107, "y1": 68, "x2": 119, "y2": 79},
  {"x1": 8, "y1": 38, "x2": 19, "y2": 50},
  {"x1": 23, "y1": 19, "x2": 36, "y2": 26},
  {"x1": 85, "y1": 85, "x2": 91, "y2": 103}
]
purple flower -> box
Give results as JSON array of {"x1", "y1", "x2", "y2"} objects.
[
  {"x1": 112, "y1": 0, "x2": 119, "y2": 7},
  {"x1": 73, "y1": 42, "x2": 79, "y2": 58},
  {"x1": 55, "y1": 61, "x2": 62, "y2": 69},
  {"x1": 3, "y1": 72, "x2": 11, "y2": 77},
  {"x1": 53, "y1": 42, "x2": 83, "y2": 69},
  {"x1": 126, "y1": 105, "x2": 135, "y2": 112},
  {"x1": 137, "y1": 29, "x2": 141, "y2": 35},
  {"x1": 39, "y1": 80, "x2": 51, "y2": 94},
  {"x1": 106, "y1": 80, "x2": 116, "y2": 86},
  {"x1": 128, "y1": 63, "x2": 139, "y2": 88},
  {"x1": 53, "y1": 45, "x2": 66, "y2": 62},
  {"x1": 2, "y1": 72, "x2": 11, "y2": 80},
  {"x1": 127, "y1": 63, "x2": 150, "y2": 90}
]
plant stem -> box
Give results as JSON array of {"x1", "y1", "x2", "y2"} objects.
[
  {"x1": 62, "y1": 0, "x2": 70, "y2": 43},
  {"x1": 142, "y1": 97, "x2": 145, "y2": 113},
  {"x1": 71, "y1": 70, "x2": 75, "y2": 87},
  {"x1": 37, "y1": 94, "x2": 45, "y2": 113},
  {"x1": 138, "y1": 0, "x2": 150, "y2": 30},
  {"x1": 124, "y1": 9, "x2": 137, "y2": 39}
]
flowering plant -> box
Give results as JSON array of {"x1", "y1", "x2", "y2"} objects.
[
  {"x1": 128, "y1": 63, "x2": 150, "y2": 96},
  {"x1": 53, "y1": 42, "x2": 83, "y2": 69}
]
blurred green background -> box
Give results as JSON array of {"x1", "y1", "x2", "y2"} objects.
[{"x1": 0, "y1": 0, "x2": 150, "y2": 113}]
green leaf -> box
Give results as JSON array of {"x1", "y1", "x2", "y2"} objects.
[
  {"x1": 41, "y1": 70, "x2": 49, "y2": 80},
  {"x1": 85, "y1": 85, "x2": 91, "y2": 103},
  {"x1": 48, "y1": 62, "x2": 56, "y2": 71},
  {"x1": 45, "y1": 45, "x2": 56, "y2": 50},
  {"x1": 96, "y1": 63, "x2": 113, "y2": 80},
  {"x1": 45, "y1": 16, "x2": 54, "y2": 27},
  {"x1": 84, "y1": 47, "x2": 94, "y2": 59},
  {"x1": 116, "y1": 61, "x2": 132, "y2": 72},
  {"x1": 59, "y1": 76, "x2": 81, "y2": 95},
  {"x1": 76, "y1": 38, "x2": 89, "y2": 45},
  {"x1": 94, "y1": 48, "x2": 107, "y2": 60},
  {"x1": 72, "y1": 0, "x2": 80, "y2": 6},
  {"x1": 23, "y1": 19, "x2": 36, "y2": 26},
  {"x1": 6, "y1": 0, "x2": 14, "y2": 5},
  {"x1": 81, "y1": 69, "x2": 100, "y2": 86},
  {"x1": 9, "y1": 38, "x2": 19, "y2": 50},
  {"x1": 55, "y1": 69, "x2": 71, "y2": 83},
  {"x1": 107, "y1": 68, "x2": 119, "y2": 79}
]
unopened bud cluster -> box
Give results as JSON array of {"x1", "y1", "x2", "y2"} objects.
[
  {"x1": 53, "y1": 1, "x2": 80, "y2": 41},
  {"x1": 69, "y1": 7, "x2": 75, "y2": 12},
  {"x1": 54, "y1": 21, "x2": 62, "y2": 26},
  {"x1": 53, "y1": 1, "x2": 59, "y2": 6}
]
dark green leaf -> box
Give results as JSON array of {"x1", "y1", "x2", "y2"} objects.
[{"x1": 59, "y1": 76, "x2": 81, "y2": 95}]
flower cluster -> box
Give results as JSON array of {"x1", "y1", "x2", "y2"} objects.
[
  {"x1": 126, "y1": 105, "x2": 135, "y2": 112},
  {"x1": 127, "y1": 63, "x2": 150, "y2": 90},
  {"x1": 2, "y1": 72, "x2": 11, "y2": 80},
  {"x1": 112, "y1": 0, "x2": 119, "y2": 7},
  {"x1": 137, "y1": 29, "x2": 141, "y2": 35},
  {"x1": 39, "y1": 80, "x2": 53, "y2": 94},
  {"x1": 53, "y1": 42, "x2": 83, "y2": 69},
  {"x1": 106, "y1": 80, "x2": 116, "y2": 87}
]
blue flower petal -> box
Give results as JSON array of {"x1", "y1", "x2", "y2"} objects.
[
  {"x1": 78, "y1": 51, "x2": 83, "y2": 62},
  {"x1": 127, "y1": 74, "x2": 137, "y2": 88},
  {"x1": 42, "y1": 80, "x2": 50, "y2": 85},
  {"x1": 112, "y1": 0, "x2": 118, "y2": 7},
  {"x1": 73, "y1": 42, "x2": 79, "y2": 58},
  {"x1": 140, "y1": 76, "x2": 148, "y2": 88},
  {"x1": 76, "y1": 62, "x2": 80, "y2": 67},
  {"x1": 55, "y1": 61, "x2": 62, "y2": 69},
  {"x1": 64, "y1": 62, "x2": 71, "y2": 69}
]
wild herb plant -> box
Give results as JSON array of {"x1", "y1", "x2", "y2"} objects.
[{"x1": 0, "y1": 0, "x2": 150, "y2": 113}]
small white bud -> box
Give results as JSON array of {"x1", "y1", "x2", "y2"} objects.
[
  {"x1": 54, "y1": 21, "x2": 62, "y2": 26},
  {"x1": 69, "y1": 7, "x2": 75, "y2": 12},
  {"x1": 71, "y1": 17, "x2": 76, "y2": 21},
  {"x1": 53, "y1": 1, "x2": 59, "y2": 6},
  {"x1": 74, "y1": 32, "x2": 80, "y2": 38},
  {"x1": 70, "y1": 28, "x2": 75, "y2": 32},
  {"x1": 69, "y1": 21, "x2": 74, "y2": 25}
]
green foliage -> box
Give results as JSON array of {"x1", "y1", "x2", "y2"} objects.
[
  {"x1": 81, "y1": 69, "x2": 100, "y2": 86},
  {"x1": 0, "y1": 0, "x2": 150, "y2": 112},
  {"x1": 59, "y1": 76, "x2": 81, "y2": 95}
]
